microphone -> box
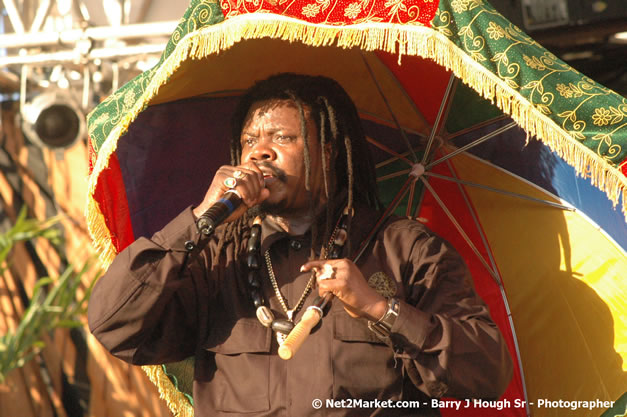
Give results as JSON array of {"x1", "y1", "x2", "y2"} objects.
[{"x1": 196, "y1": 190, "x2": 242, "y2": 236}]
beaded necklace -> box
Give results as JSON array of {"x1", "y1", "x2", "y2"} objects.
[{"x1": 246, "y1": 209, "x2": 350, "y2": 345}]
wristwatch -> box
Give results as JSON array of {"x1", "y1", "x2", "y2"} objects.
[{"x1": 367, "y1": 297, "x2": 400, "y2": 339}]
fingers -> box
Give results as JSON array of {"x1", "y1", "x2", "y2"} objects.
[
  {"x1": 216, "y1": 163, "x2": 268, "y2": 207},
  {"x1": 300, "y1": 260, "x2": 327, "y2": 273},
  {"x1": 301, "y1": 259, "x2": 386, "y2": 320},
  {"x1": 301, "y1": 260, "x2": 347, "y2": 296},
  {"x1": 193, "y1": 163, "x2": 268, "y2": 219},
  {"x1": 316, "y1": 270, "x2": 342, "y2": 297}
]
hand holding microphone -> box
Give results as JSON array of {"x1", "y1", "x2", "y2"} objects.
[{"x1": 194, "y1": 162, "x2": 269, "y2": 235}]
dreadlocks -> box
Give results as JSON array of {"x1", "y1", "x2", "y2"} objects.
[{"x1": 215, "y1": 73, "x2": 381, "y2": 262}]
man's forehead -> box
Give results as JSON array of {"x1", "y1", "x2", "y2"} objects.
[{"x1": 244, "y1": 98, "x2": 311, "y2": 120}]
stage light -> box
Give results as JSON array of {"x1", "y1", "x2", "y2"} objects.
[
  {"x1": 610, "y1": 31, "x2": 627, "y2": 44},
  {"x1": 21, "y1": 91, "x2": 85, "y2": 149}
]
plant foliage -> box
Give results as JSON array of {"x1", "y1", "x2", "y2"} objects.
[{"x1": 0, "y1": 207, "x2": 98, "y2": 382}]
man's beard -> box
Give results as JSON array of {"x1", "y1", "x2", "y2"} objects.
[
  {"x1": 253, "y1": 161, "x2": 291, "y2": 216},
  {"x1": 246, "y1": 162, "x2": 326, "y2": 218},
  {"x1": 246, "y1": 200, "x2": 286, "y2": 218},
  {"x1": 246, "y1": 191, "x2": 320, "y2": 219},
  {"x1": 259, "y1": 200, "x2": 288, "y2": 215}
]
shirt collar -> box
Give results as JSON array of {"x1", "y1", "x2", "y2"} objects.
[{"x1": 259, "y1": 216, "x2": 314, "y2": 255}]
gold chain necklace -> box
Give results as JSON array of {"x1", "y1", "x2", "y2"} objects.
[
  {"x1": 264, "y1": 250, "x2": 314, "y2": 322},
  {"x1": 263, "y1": 224, "x2": 341, "y2": 322},
  {"x1": 250, "y1": 210, "x2": 349, "y2": 346}
]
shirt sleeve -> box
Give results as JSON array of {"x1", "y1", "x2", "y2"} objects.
[
  {"x1": 384, "y1": 222, "x2": 513, "y2": 399},
  {"x1": 87, "y1": 206, "x2": 216, "y2": 365}
]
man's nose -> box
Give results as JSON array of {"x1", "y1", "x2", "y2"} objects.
[{"x1": 250, "y1": 141, "x2": 277, "y2": 161}]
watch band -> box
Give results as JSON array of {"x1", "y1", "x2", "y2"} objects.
[{"x1": 367, "y1": 297, "x2": 400, "y2": 339}]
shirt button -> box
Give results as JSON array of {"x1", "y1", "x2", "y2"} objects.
[
  {"x1": 184, "y1": 240, "x2": 196, "y2": 251},
  {"x1": 290, "y1": 240, "x2": 302, "y2": 250}
]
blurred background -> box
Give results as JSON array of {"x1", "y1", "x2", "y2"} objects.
[{"x1": 0, "y1": 1, "x2": 625, "y2": 416}]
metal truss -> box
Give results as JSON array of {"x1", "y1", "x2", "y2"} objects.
[{"x1": 0, "y1": 0, "x2": 183, "y2": 112}]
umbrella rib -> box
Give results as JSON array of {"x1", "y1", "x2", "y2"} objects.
[
  {"x1": 421, "y1": 74, "x2": 456, "y2": 166},
  {"x1": 426, "y1": 121, "x2": 518, "y2": 170},
  {"x1": 445, "y1": 115, "x2": 510, "y2": 142},
  {"x1": 377, "y1": 169, "x2": 411, "y2": 182},
  {"x1": 442, "y1": 158, "x2": 531, "y2": 417},
  {"x1": 420, "y1": 177, "x2": 500, "y2": 282},
  {"x1": 360, "y1": 52, "x2": 418, "y2": 163},
  {"x1": 358, "y1": 111, "x2": 427, "y2": 136},
  {"x1": 353, "y1": 176, "x2": 415, "y2": 262},
  {"x1": 406, "y1": 181, "x2": 416, "y2": 218},
  {"x1": 366, "y1": 136, "x2": 414, "y2": 166},
  {"x1": 412, "y1": 186, "x2": 427, "y2": 220},
  {"x1": 376, "y1": 145, "x2": 425, "y2": 169},
  {"x1": 444, "y1": 160, "x2": 506, "y2": 287},
  {"x1": 424, "y1": 172, "x2": 575, "y2": 211}
]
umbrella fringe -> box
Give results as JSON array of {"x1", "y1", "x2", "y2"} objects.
[
  {"x1": 142, "y1": 365, "x2": 194, "y2": 417},
  {"x1": 84, "y1": 197, "x2": 117, "y2": 267},
  {"x1": 375, "y1": 18, "x2": 621, "y2": 218},
  {"x1": 413, "y1": 30, "x2": 627, "y2": 221},
  {"x1": 85, "y1": 15, "x2": 627, "y2": 268}
]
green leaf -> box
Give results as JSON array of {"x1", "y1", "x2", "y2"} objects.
[
  {"x1": 536, "y1": 104, "x2": 552, "y2": 115},
  {"x1": 524, "y1": 80, "x2": 539, "y2": 90},
  {"x1": 458, "y1": 26, "x2": 473, "y2": 37},
  {"x1": 0, "y1": 213, "x2": 101, "y2": 380},
  {"x1": 471, "y1": 52, "x2": 486, "y2": 62},
  {"x1": 491, "y1": 52, "x2": 505, "y2": 63},
  {"x1": 592, "y1": 133, "x2": 611, "y2": 142},
  {"x1": 56, "y1": 320, "x2": 83, "y2": 328},
  {"x1": 505, "y1": 79, "x2": 519, "y2": 89}
]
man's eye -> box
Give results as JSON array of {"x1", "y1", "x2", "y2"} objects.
[
  {"x1": 276, "y1": 135, "x2": 295, "y2": 143},
  {"x1": 243, "y1": 137, "x2": 256, "y2": 147}
]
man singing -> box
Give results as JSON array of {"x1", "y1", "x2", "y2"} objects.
[{"x1": 88, "y1": 73, "x2": 513, "y2": 416}]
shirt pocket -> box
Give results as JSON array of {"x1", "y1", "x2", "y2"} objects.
[
  {"x1": 332, "y1": 313, "x2": 403, "y2": 401},
  {"x1": 203, "y1": 317, "x2": 272, "y2": 413}
]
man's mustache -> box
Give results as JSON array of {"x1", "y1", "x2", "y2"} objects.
[{"x1": 257, "y1": 162, "x2": 288, "y2": 183}]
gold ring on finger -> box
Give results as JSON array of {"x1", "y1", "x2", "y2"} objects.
[
  {"x1": 224, "y1": 177, "x2": 237, "y2": 189},
  {"x1": 233, "y1": 170, "x2": 246, "y2": 179}
]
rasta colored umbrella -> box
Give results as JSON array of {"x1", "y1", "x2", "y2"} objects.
[{"x1": 85, "y1": 0, "x2": 627, "y2": 416}]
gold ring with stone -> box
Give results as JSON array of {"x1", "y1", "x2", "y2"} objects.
[
  {"x1": 223, "y1": 177, "x2": 237, "y2": 189},
  {"x1": 233, "y1": 170, "x2": 246, "y2": 179}
]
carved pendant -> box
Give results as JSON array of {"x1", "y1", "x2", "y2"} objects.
[
  {"x1": 272, "y1": 319, "x2": 294, "y2": 346},
  {"x1": 271, "y1": 319, "x2": 294, "y2": 334},
  {"x1": 276, "y1": 331, "x2": 287, "y2": 345},
  {"x1": 256, "y1": 306, "x2": 274, "y2": 327}
]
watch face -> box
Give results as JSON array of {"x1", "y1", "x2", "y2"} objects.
[{"x1": 367, "y1": 272, "x2": 397, "y2": 299}]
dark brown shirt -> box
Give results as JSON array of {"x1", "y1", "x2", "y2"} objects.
[{"x1": 88, "y1": 206, "x2": 512, "y2": 416}]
